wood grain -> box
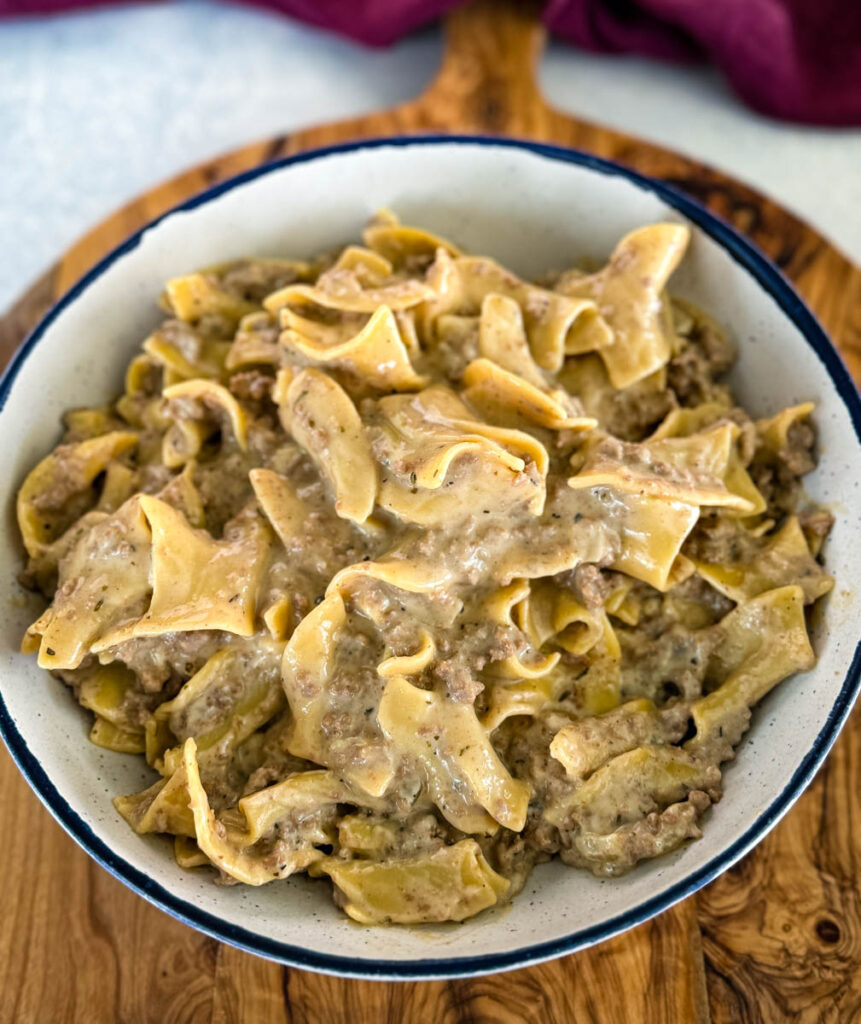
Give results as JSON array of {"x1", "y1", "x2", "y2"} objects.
[
  {"x1": 699, "y1": 722, "x2": 861, "y2": 1024},
  {"x1": 1, "y1": 2, "x2": 858, "y2": 1021}
]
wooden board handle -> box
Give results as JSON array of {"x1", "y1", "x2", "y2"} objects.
[{"x1": 416, "y1": 0, "x2": 549, "y2": 131}]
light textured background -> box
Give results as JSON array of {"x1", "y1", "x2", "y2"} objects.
[{"x1": 1, "y1": 0, "x2": 859, "y2": 314}]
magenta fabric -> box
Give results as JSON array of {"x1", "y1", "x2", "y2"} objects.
[
  {"x1": 2, "y1": 0, "x2": 860, "y2": 125},
  {"x1": 545, "y1": 0, "x2": 861, "y2": 125}
]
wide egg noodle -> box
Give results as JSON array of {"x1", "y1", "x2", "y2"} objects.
[
  {"x1": 280, "y1": 305, "x2": 428, "y2": 392},
  {"x1": 329, "y1": 244, "x2": 395, "y2": 286},
  {"x1": 756, "y1": 402, "x2": 816, "y2": 455},
  {"x1": 480, "y1": 580, "x2": 560, "y2": 680},
  {"x1": 363, "y1": 214, "x2": 462, "y2": 267},
  {"x1": 568, "y1": 423, "x2": 761, "y2": 512},
  {"x1": 419, "y1": 249, "x2": 611, "y2": 371},
  {"x1": 162, "y1": 379, "x2": 249, "y2": 451},
  {"x1": 114, "y1": 752, "x2": 197, "y2": 838},
  {"x1": 225, "y1": 312, "x2": 282, "y2": 371},
  {"x1": 93, "y1": 496, "x2": 271, "y2": 646},
  {"x1": 281, "y1": 592, "x2": 395, "y2": 798},
  {"x1": 585, "y1": 487, "x2": 700, "y2": 592},
  {"x1": 647, "y1": 406, "x2": 766, "y2": 517},
  {"x1": 182, "y1": 739, "x2": 324, "y2": 885},
  {"x1": 78, "y1": 662, "x2": 146, "y2": 753},
  {"x1": 377, "y1": 674, "x2": 530, "y2": 834},
  {"x1": 17, "y1": 431, "x2": 139, "y2": 557},
  {"x1": 264, "y1": 277, "x2": 433, "y2": 316},
  {"x1": 311, "y1": 840, "x2": 509, "y2": 925},
  {"x1": 279, "y1": 368, "x2": 377, "y2": 524},
  {"x1": 280, "y1": 593, "x2": 346, "y2": 767},
  {"x1": 371, "y1": 386, "x2": 548, "y2": 523},
  {"x1": 462, "y1": 358, "x2": 597, "y2": 431},
  {"x1": 377, "y1": 630, "x2": 436, "y2": 678},
  {"x1": 463, "y1": 293, "x2": 598, "y2": 430},
  {"x1": 144, "y1": 328, "x2": 232, "y2": 383},
  {"x1": 687, "y1": 585, "x2": 815, "y2": 757},
  {"x1": 249, "y1": 467, "x2": 310, "y2": 549},
  {"x1": 692, "y1": 516, "x2": 833, "y2": 604},
  {"x1": 557, "y1": 223, "x2": 689, "y2": 388},
  {"x1": 163, "y1": 272, "x2": 259, "y2": 326},
  {"x1": 25, "y1": 495, "x2": 152, "y2": 670},
  {"x1": 144, "y1": 641, "x2": 284, "y2": 772},
  {"x1": 477, "y1": 293, "x2": 548, "y2": 385}
]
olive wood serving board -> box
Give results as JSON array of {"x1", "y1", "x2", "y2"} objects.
[{"x1": 2, "y1": 2, "x2": 860, "y2": 1021}]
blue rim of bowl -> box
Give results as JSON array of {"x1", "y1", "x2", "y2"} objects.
[{"x1": 1, "y1": 134, "x2": 860, "y2": 981}]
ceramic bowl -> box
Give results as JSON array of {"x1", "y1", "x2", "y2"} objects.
[{"x1": 1, "y1": 137, "x2": 859, "y2": 980}]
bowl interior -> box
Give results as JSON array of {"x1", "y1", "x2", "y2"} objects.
[{"x1": 1, "y1": 139, "x2": 860, "y2": 979}]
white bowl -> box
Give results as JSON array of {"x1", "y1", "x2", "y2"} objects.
[{"x1": 1, "y1": 137, "x2": 860, "y2": 980}]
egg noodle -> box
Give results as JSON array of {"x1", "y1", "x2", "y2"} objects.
[{"x1": 17, "y1": 212, "x2": 832, "y2": 924}]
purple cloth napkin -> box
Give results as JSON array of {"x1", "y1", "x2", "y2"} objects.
[{"x1": 3, "y1": 0, "x2": 860, "y2": 125}]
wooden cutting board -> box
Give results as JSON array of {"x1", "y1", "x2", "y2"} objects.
[{"x1": 2, "y1": 2, "x2": 860, "y2": 1021}]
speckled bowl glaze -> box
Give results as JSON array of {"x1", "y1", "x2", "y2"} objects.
[{"x1": 1, "y1": 138, "x2": 859, "y2": 980}]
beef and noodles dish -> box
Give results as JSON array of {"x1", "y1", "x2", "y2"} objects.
[{"x1": 17, "y1": 212, "x2": 833, "y2": 924}]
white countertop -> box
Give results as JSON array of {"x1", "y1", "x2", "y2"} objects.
[{"x1": 1, "y1": 0, "x2": 859, "y2": 314}]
